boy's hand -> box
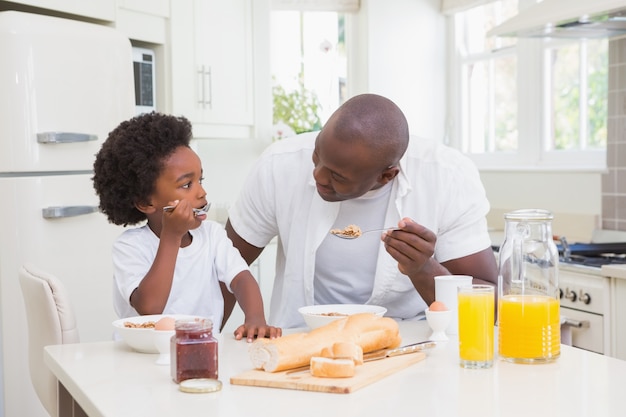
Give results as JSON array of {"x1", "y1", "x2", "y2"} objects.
[
  {"x1": 234, "y1": 320, "x2": 282, "y2": 342},
  {"x1": 161, "y1": 199, "x2": 202, "y2": 238}
]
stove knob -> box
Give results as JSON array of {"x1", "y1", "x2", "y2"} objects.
[
  {"x1": 579, "y1": 291, "x2": 591, "y2": 305},
  {"x1": 564, "y1": 289, "x2": 577, "y2": 302}
]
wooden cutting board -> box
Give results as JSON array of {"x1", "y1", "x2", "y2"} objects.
[{"x1": 230, "y1": 351, "x2": 426, "y2": 394}]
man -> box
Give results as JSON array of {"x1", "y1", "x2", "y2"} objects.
[{"x1": 225, "y1": 93, "x2": 498, "y2": 328}]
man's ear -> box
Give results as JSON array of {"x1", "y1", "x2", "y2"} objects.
[
  {"x1": 379, "y1": 166, "x2": 400, "y2": 185},
  {"x1": 135, "y1": 200, "x2": 156, "y2": 214}
]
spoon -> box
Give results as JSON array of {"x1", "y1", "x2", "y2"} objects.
[
  {"x1": 331, "y1": 226, "x2": 401, "y2": 239},
  {"x1": 163, "y1": 202, "x2": 211, "y2": 216}
]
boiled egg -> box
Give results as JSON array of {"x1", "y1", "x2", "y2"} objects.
[
  {"x1": 154, "y1": 316, "x2": 175, "y2": 331},
  {"x1": 429, "y1": 301, "x2": 448, "y2": 311}
]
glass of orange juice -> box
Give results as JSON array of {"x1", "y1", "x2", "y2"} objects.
[
  {"x1": 498, "y1": 294, "x2": 560, "y2": 363},
  {"x1": 457, "y1": 285, "x2": 495, "y2": 369}
]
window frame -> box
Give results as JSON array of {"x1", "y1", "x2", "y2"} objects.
[{"x1": 446, "y1": 5, "x2": 607, "y2": 173}]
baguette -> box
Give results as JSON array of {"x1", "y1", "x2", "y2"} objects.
[
  {"x1": 248, "y1": 313, "x2": 401, "y2": 372},
  {"x1": 310, "y1": 357, "x2": 355, "y2": 378},
  {"x1": 321, "y1": 342, "x2": 364, "y2": 365}
]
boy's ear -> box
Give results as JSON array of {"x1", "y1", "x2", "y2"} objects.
[{"x1": 135, "y1": 200, "x2": 156, "y2": 214}]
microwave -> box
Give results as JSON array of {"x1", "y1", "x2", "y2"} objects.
[{"x1": 132, "y1": 47, "x2": 156, "y2": 115}]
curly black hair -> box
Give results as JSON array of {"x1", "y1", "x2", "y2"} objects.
[{"x1": 93, "y1": 112, "x2": 193, "y2": 226}]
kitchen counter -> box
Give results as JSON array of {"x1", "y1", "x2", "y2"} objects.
[
  {"x1": 44, "y1": 320, "x2": 626, "y2": 417},
  {"x1": 560, "y1": 261, "x2": 607, "y2": 276},
  {"x1": 601, "y1": 264, "x2": 626, "y2": 280}
]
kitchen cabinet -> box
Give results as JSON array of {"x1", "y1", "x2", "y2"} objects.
[
  {"x1": 599, "y1": 265, "x2": 626, "y2": 360},
  {"x1": 610, "y1": 277, "x2": 626, "y2": 360},
  {"x1": 115, "y1": 0, "x2": 169, "y2": 44},
  {"x1": 1, "y1": 0, "x2": 115, "y2": 21},
  {"x1": 117, "y1": 0, "x2": 169, "y2": 17},
  {"x1": 170, "y1": 0, "x2": 254, "y2": 139}
]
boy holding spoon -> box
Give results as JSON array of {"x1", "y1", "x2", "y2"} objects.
[{"x1": 93, "y1": 112, "x2": 280, "y2": 341}]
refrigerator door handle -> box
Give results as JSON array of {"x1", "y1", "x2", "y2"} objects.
[
  {"x1": 37, "y1": 132, "x2": 98, "y2": 144},
  {"x1": 42, "y1": 206, "x2": 99, "y2": 219}
]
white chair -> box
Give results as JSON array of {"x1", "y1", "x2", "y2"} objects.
[{"x1": 19, "y1": 263, "x2": 80, "y2": 417}]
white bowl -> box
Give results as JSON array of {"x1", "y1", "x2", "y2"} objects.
[
  {"x1": 298, "y1": 304, "x2": 387, "y2": 329},
  {"x1": 112, "y1": 314, "x2": 202, "y2": 353}
]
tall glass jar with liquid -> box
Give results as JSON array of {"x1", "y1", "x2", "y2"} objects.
[{"x1": 497, "y1": 209, "x2": 560, "y2": 363}]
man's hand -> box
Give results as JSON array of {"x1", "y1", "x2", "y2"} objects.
[
  {"x1": 381, "y1": 217, "x2": 437, "y2": 277},
  {"x1": 381, "y1": 217, "x2": 499, "y2": 306}
]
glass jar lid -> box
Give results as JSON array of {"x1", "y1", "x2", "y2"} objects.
[{"x1": 179, "y1": 378, "x2": 222, "y2": 393}]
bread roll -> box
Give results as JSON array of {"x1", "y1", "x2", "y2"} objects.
[
  {"x1": 320, "y1": 346, "x2": 333, "y2": 358},
  {"x1": 321, "y1": 342, "x2": 364, "y2": 365},
  {"x1": 248, "y1": 313, "x2": 401, "y2": 372},
  {"x1": 310, "y1": 357, "x2": 355, "y2": 378}
]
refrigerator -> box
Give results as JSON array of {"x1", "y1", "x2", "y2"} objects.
[{"x1": 0, "y1": 11, "x2": 135, "y2": 417}]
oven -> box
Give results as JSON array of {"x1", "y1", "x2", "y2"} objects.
[
  {"x1": 557, "y1": 237, "x2": 624, "y2": 356},
  {"x1": 558, "y1": 266, "x2": 610, "y2": 354}
]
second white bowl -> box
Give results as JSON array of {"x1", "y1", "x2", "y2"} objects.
[{"x1": 298, "y1": 304, "x2": 387, "y2": 329}]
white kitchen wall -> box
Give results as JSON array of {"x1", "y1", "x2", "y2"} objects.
[
  {"x1": 351, "y1": 0, "x2": 446, "y2": 142},
  {"x1": 193, "y1": 138, "x2": 270, "y2": 208},
  {"x1": 481, "y1": 170, "x2": 603, "y2": 239}
]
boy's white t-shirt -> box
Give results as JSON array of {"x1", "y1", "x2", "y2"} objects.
[{"x1": 112, "y1": 220, "x2": 249, "y2": 327}]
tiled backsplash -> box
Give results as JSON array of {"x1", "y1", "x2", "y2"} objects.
[{"x1": 604, "y1": 38, "x2": 626, "y2": 231}]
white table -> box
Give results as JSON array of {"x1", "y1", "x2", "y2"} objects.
[{"x1": 45, "y1": 320, "x2": 626, "y2": 417}]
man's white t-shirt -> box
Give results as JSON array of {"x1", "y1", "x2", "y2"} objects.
[
  {"x1": 112, "y1": 220, "x2": 249, "y2": 327},
  {"x1": 229, "y1": 131, "x2": 492, "y2": 328},
  {"x1": 314, "y1": 181, "x2": 392, "y2": 305}
]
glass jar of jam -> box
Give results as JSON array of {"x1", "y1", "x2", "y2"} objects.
[{"x1": 170, "y1": 318, "x2": 218, "y2": 383}]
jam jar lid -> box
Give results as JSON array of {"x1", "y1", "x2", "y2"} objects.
[{"x1": 179, "y1": 378, "x2": 222, "y2": 393}]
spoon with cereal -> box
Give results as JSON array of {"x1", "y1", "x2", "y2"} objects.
[{"x1": 330, "y1": 224, "x2": 401, "y2": 239}]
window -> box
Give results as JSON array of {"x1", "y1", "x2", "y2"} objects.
[
  {"x1": 270, "y1": 10, "x2": 348, "y2": 140},
  {"x1": 457, "y1": 1, "x2": 518, "y2": 154},
  {"x1": 449, "y1": 0, "x2": 608, "y2": 170},
  {"x1": 547, "y1": 40, "x2": 608, "y2": 152}
]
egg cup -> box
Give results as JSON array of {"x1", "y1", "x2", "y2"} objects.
[
  {"x1": 425, "y1": 308, "x2": 452, "y2": 341},
  {"x1": 154, "y1": 330, "x2": 175, "y2": 365}
]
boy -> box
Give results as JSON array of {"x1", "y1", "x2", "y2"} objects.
[{"x1": 93, "y1": 112, "x2": 280, "y2": 341}]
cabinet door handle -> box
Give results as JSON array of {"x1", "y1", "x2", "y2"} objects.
[
  {"x1": 37, "y1": 132, "x2": 97, "y2": 144},
  {"x1": 198, "y1": 65, "x2": 207, "y2": 108},
  {"x1": 207, "y1": 66, "x2": 212, "y2": 109},
  {"x1": 197, "y1": 65, "x2": 213, "y2": 109},
  {"x1": 42, "y1": 206, "x2": 100, "y2": 219}
]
